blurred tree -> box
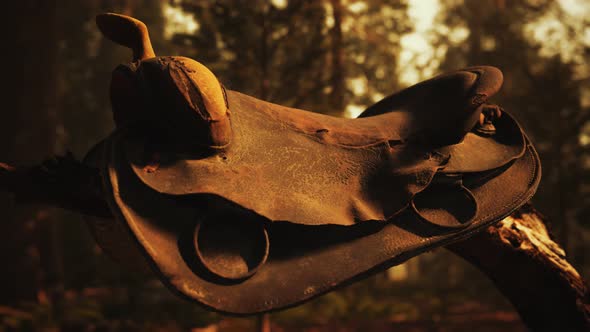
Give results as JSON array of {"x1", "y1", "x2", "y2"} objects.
[
  {"x1": 0, "y1": 0, "x2": 62, "y2": 316},
  {"x1": 330, "y1": 0, "x2": 345, "y2": 111},
  {"x1": 169, "y1": 0, "x2": 410, "y2": 116},
  {"x1": 170, "y1": 0, "x2": 333, "y2": 112}
]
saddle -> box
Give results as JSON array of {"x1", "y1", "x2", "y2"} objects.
[{"x1": 88, "y1": 13, "x2": 541, "y2": 314}]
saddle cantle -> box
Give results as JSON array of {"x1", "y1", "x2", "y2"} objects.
[{"x1": 89, "y1": 13, "x2": 541, "y2": 314}]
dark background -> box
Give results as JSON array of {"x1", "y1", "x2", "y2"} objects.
[{"x1": 0, "y1": 0, "x2": 588, "y2": 331}]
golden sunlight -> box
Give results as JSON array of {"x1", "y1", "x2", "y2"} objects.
[{"x1": 162, "y1": 2, "x2": 199, "y2": 39}]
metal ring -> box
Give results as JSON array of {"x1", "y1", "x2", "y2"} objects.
[{"x1": 193, "y1": 216, "x2": 269, "y2": 281}]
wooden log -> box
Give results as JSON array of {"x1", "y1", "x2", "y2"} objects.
[
  {"x1": 1, "y1": 158, "x2": 589, "y2": 330},
  {"x1": 446, "y1": 205, "x2": 590, "y2": 331}
]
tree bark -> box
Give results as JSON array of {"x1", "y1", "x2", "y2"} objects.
[
  {"x1": 0, "y1": 161, "x2": 588, "y2": 331},
  {"x1": 447, "y1": 205, "x2": 590, "y2": 331}
]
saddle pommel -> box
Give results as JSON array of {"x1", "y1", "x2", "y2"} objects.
[
  {"x1": 97, "y1": 13, "x2": 231, "y2": 148},
  {"x1": 141, "y1": 56, "x2": 231, "y2": 148}
]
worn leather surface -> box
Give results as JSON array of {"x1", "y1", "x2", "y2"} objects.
[
  {"x1": 126, "y1": 90, "x2": 443, "y2": 226},
  {"x1": 123, "y1": 89, "x2": 526, "y2": 227},
  {"x1": 101, "y1": 131, "x2": 540, "y2": 314},
  {"x1": 99, "y1": 81, "x2": 540, "y2": 314},
  {"x1": 91, "y1": 13, "x2": 541, "y2": 315}
]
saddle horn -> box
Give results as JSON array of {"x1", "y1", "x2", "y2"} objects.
[
  {"x1": 97, "y1": 13, "x2": 231, "y2": 148},
  {"x1": 96, "y1": 13, "x2": 155, "y2": 62}
]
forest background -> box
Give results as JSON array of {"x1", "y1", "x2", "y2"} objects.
[{"x1": 0, "y1": 0, "x2": 589, "y2": 331}]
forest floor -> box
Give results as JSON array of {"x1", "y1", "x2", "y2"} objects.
[{"x1": 199, "y1": 302, "x2": 528, "y2": 332}]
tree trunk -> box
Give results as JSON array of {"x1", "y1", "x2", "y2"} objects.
[
  {"x1": 259, "y1": 5, "x2": 270, "y2": 100},
  {"x1": 447, "y1": 205, "x2": 590, "y2": 331},
  {"x1": 0, "y1": 0, "x2": 63, "y2": 310},
  {"x1": 256, "y1": 313, "x2": 271, "y2": 332},
  {"x1": 329, "y1": 0, "x2": 345, "y2": 112}
]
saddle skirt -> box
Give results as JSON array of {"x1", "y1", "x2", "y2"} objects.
[{"x1": 89, "y1": 13, "x2": 541, "y2": 315}]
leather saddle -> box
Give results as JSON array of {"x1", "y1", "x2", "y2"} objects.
[{"x1": 88, "y1": 13, "x2": 541, "y2": 314}]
